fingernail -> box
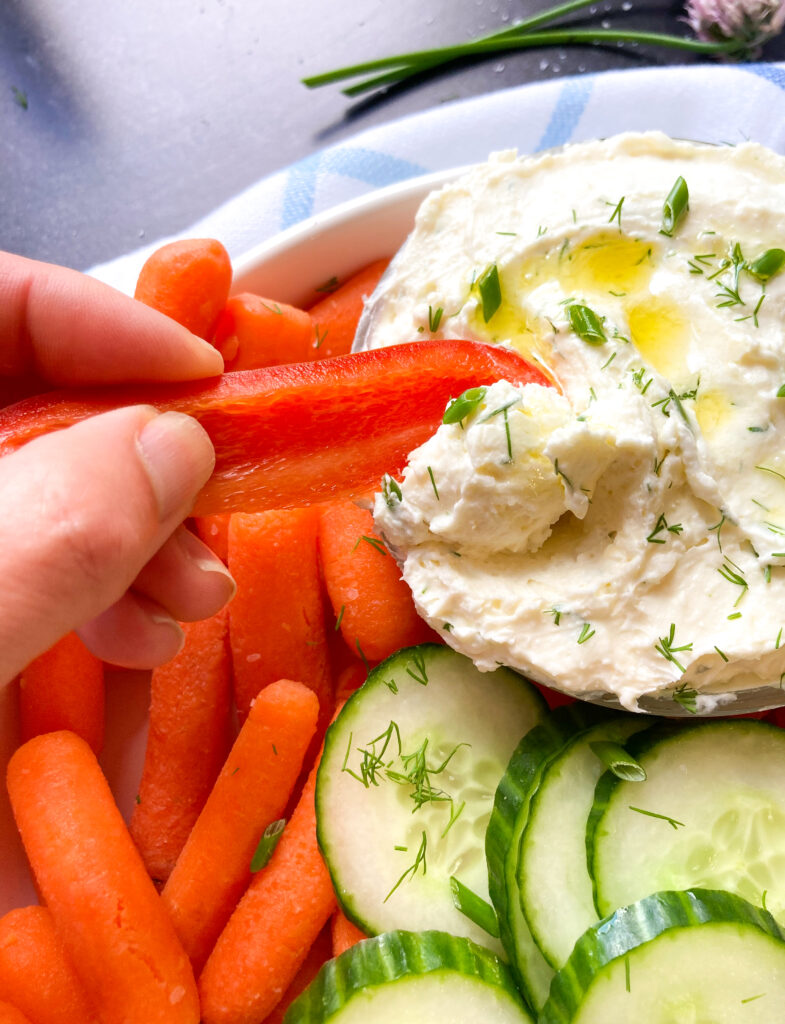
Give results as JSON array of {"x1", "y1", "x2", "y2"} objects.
[
  {"x1": 177, "y1": 528, "x2": 237, "y2": 599},
  {"x1": 137, "y1": 412, "x2": 215, "y2": 522},
  {"x1": 187, "y1": 332, "x2": 225, "y2": 376}
]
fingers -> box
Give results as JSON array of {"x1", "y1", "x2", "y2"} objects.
[
  {"x1": 132, "y1": 526, "x2": 236, "y2": 623},
  {"x1": 78, "y1": 593, "x2": 187, "y2": 668},
  {"x1": 0, "y1": 406, "x2": 220, "y2": 682},
  {"x1": 0, "y1": 251, "x2": 224, "y2": 385}
]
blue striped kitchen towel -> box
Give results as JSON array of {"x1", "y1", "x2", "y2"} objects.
[{"x1": 89, "y1": 61, "x2": 785, "y2": 293}]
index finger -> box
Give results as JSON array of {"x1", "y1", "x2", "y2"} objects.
[{"x1": 0, "y1": 251, "x2": 224, "y2": 388}]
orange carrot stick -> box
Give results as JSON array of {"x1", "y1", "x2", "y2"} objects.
[
  {"x1": 261, "y1": 924, "x2": 332, "y2": 1024},
  {"x1": 212, "y1": 294, "x2": 314, "y2": 369},
  {"x1": 198, "y1": 751, "x2": 337, "y2": 1024},
  {"x1": 306, "y1": 259, "x2": 389, "y2": 359},
  {"x1": 0, "y1": 906, "x2": 98, "y2": 1024},
  {"x1": 161, "y1": 679, "x2": 319, "y2": 973},
  {"x1": 228, "y1": 510, "x2": 333, "y2": 722},
  {"x1": 19, "y1": 633, "x2": 104, "y2": 754},
  {"x1": 0, "y1": 1002, "x2": 33, "y2": 1024},
  {"x1": 331, "y1": 909, "x2": 367, "y2": 958},
  {"x1": 134, "y1": 238, "x2": 232, "y2": 340},
  {"x1": 319, "y1": 499, "x2": 435, "y2": 663},
  {"x1": 6, "y1": 731, "x2": 199, "y2": 1024},
  {"x1": 130, "y1": 610, "x2": 232, "y2": 884},
  {"x1": 193, "y1": 513, "x2": 231, "y2": 563}
]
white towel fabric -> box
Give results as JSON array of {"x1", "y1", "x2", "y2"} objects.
[{"x1": 89, "y1": 61, "x2": 785, "y2": 294}]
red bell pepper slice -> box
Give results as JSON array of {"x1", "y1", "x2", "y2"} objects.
[{"x1": 0, "y1": 340, "x2": 549, "y2": 515}]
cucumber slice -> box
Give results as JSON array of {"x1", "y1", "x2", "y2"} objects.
[
  {"x1": 284, "y1": 930, "x2": 534, "y2": 1024},
  {"x1": 589, "y1": 720, "x2": 785, "y2": 920},
  {"x1": 540, "y1": 888, "x2": 785, "y2": 1024},
  {"x1": 317, "y1": 644, "x2": 545, "y2": 952},
  {"x1": 518, "y1": 713, "x2": 649, "y2": 969},
  {"x1": 485, "y1": 703, "x2": 613, "y2": 1009}
]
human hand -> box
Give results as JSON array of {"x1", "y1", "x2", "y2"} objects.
[{"x1": 0, "y1": 251, "x2": 236, "y2": 683}]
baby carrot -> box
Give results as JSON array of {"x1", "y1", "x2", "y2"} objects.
[
  {"x1": 228, "y1": 510, "x2": 333, "y2": 723},
  {"x1": 307, "y1": 259, "x2": 389, "y2": 359},
  {"x1": 6, "y1": 732, "x2": 199, "y2": 1024},
  {"x1": 261, "y1": 925, "x2": 332, "y2": 1024},
  {"x1": 0, "y1": 906, "x2": 98, "y2": 1024},
  {"x1": 130, "y1": 609, "x2": 232, "y2": 884},
  {"x1": 331, "y1": 909, "x2": 367, "y2": 958},
  {"x1": 212, "y1": 294, "x2": 314, "y2": 369},
  {"x1": 198, "y1": 752, "x2": 336, "y2": 1024},
  {"x1": 134, "y1": 238, "x2": 232, "y2": 340},
  {"x1": 319, "y1": 499, "x2": 435, "y2": 663},
  {"x1": 193, "y1": 513, "x2": 231, "y2": 562},
  {"x1": 0, "y1": 1002, "x2": 32, "y2": 1024},
  {"x1": 19, "y1": 632, "x2": 104, "y2": 754},
  {"x1": 161, "y1": 678, "x2": 319, "y2": 973}
]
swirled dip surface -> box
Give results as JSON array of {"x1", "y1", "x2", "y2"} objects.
[{"x1": 370, "y1": 133, "x2": 785, "y2": 711}]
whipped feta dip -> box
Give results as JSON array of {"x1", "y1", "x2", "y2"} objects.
[{"x1": 368, "y1": 133, "x2": 785, "y2": 711}]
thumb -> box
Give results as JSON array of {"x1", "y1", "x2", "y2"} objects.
[{"x1": 0, "y1": 405, "x2": 216, "y2": 683}]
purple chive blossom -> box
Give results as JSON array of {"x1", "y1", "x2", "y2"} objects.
[{"x1": 684, "y1": 0, "x2": 785, "y2": 57}]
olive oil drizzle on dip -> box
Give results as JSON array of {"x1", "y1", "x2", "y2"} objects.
[{"x1": 368, "y1": 133, "x2": 785, "y2": 712}]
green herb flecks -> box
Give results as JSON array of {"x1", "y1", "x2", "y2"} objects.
[
  {"x1": 406, "y1": 650, "x2": 429, "y2": 686},
  {"x1": 607, "y1": 195, "x2": 624, "y2": 230},
  {"x1": 544, "y1": 607, "x2": 562, "y2": 626},
  {"x1": 646, "y1": 513, "x2": 683, "y2": 544},
  {"x1": 673, "y1": 682, "x2": 699, "y2": 714},
  {"x1": 661, "y1": 176, "x2": 688, "y2": 237},
  {"x1": 450, "y1": 877, "x2": 500, "y2": 937},
  {"x1": 315, "y1": 276, "x2": 340, "y2": 293},
  {"x1": 477, "y1": 264, "x2": 502, "y2": 322},
  {"x1": 428, "y1": 305, "x2": 444, "y2": 333},
  {"x1": 708, "y1": 513, "x2": 726, "y2": 553},
  {"x1": 718, "y1": 559, "x2": 748, "y2": 606},
  {"x1": 11, "y1": 86, "x2": 28, "y2": 110},
  {"x1": 567, "y1": 303, "x2": 607, "y2": 345},
  {"x1": 654, "y1": 623, "x2": 693, "y2": 673},
  {"x1": 590, "y1": 740, "x2": 646, "y2": 782},
  {"x1": 427, "y1": 465, "x2": 439, "y2": 500},
  {"x1": 577, "y1": 622, "x2": 595, "y2": 645},
  {"x1": 382, "y1": 473, "x2": 403, "y2": 509},
  {"x1": 715, "y1": 646, "x2": 729, "y2": 662},
  {"x1": 314, "y1": 323, "x2": 329, "y2": 349},
  {"x1": 748, "y1": 248, "x2": 785, "y2": 282},
  {"x1": 354, "y1": 534, "x2": 387, "y2": 556},
  {"x1": 250, "y1": 818, "x2": 286, "y2": 872},
  {"x1": 443, "y1": 386, "x2": 487, "y2": 425},
  {"x1": 629, "y1": 805, "x2": 686, "y2": 830},
  {"x1": 385, "y1": 831, "x2": 427, "y2": 902}
]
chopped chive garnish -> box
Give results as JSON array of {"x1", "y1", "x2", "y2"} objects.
[
  {"x1": 11, "y1": 86, "x2": 28, "y2": 110},
  {"x1": 728, "y1": 612, "x2": 742, "y2": 620},
  {"x1": 748, "y1": 248, "x2": 785, "y2": 281},
  {"x1": 314, "y1": 323, "x2": 329, "y2": 349},
  {"x1": 355, "y1": 535, "x2": 387, "y2": 556},
  {"x1": 629, "y1": 806, "x2": 685, "y2": 830},
  {"x1": 607, "y1": 195, "x2": 624, "y2": 229},
  {"x1": 577, "y1": 622, "x2": 595, "y2": 644},
  {"x1": 262, "y1": 301, "x2": 283, "y2": 315},
  {"x1": 567, "y1": 303, "x2": 607, "y2": 345},
  {"x1": 428, "y1": 305, "x2": 444, "y2": 332},
  {"x1": 443, "y1": 386, "x2": 487, "y2": 424},
  {"x1": 477, "y1": 263, "x2": 502, "y2": 322},
  {"x1": 661, "y1": 176, "x2": 688, "y2": 236},
  {"x1": 450, "y1": 877, "x2": 500, "y2": 937},
  {"x1": 590, "y1": 740, "x2": 646, "y2": 782},
  {"x1": 427, "y1": 465, "x2": 439, "y2": 500},
  {"x1": 718, "y1": 560, "x2": 748, "y2": 606},
  {"x1": 335, "y1": 605, "x2": 345, "y2": 631},
  {"x1": 250, "y1": 819, "x2": 286, "y2": 871},
  {"x1": 714, "y1": 646, "x2": 729, "y2": 662}
]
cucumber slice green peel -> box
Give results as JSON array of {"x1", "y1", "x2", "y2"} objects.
[
  {"x1": 540, "y1": 889, "x2": 785, "y2": 1024},
  {"x1": 588, "y1": 720, "x2": 785, "y2": 921},
  {"x1": 484, "y1": 702, "x2": 619, "y2": 1010},
  {"x1": 316, "y1": 644, "x2": 546, "y2": 953},
  {"x1": 517, "y1": 714, "x2": 649, "y2": 971},
  {"x1": 284, "y1": 930, "x2": 534, "y2": 1024}
]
